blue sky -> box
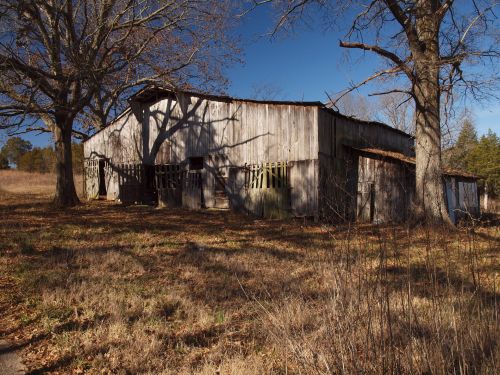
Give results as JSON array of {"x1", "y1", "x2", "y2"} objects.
[
  {"x1": 226, "y1": 6, "x2": 498, "y2": 135},
  {"x1": 227, "y1": 7, "x2": 370, "y2": 98},
  {"x1": 12, "y1": 4, "x2": 500, "y2": 148}
]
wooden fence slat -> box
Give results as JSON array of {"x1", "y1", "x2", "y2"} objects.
[{"x1": 246, "y1": 161, "x2": 289, "y2": 190}]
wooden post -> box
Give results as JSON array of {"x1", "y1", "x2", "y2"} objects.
[{"x1": 82, "y1": 159, "x2": 87, "y2": 200}]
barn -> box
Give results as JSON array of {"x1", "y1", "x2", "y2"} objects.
[
  {"x1": 83, "y1": 87, "x2": 480, "y2": 223},
  {"x1": 350, "y1": 148, "x2": 480, "y2": 224}
]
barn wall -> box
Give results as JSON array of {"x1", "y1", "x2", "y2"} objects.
[
  {"x1": 317, "y1": 109, "x2": 414, "y2": 222},
  {"x1": 144, "y1": 94, "x2": 319, "y2": 216},
  {"x1": 141, "y1": 93, "x2": 318, "y2": 165},
  {"x1": 356, "y1": 155, "x2": 414, "y2": 223},
  {"x1": 458, "y1": 179, "x2": 480, "y2": 216},
  {"x1": 318, "y1": 153, "x2": 354, "y2": 221},
  {"x1": 83, "y1": 110, "x2": 143, "y2": 163},
  {"x1": 318, "y1": 109, "x2": 413, "y2": 160},
  {"x1": 444, "y1": 176, "x2": 480, "y2": 223},
  {"x1": 84, "y1": 93, "x2": 320, "y2": 216},
  {"x1": 83, "y1": 109, "x2": 143, "y2": 200}
]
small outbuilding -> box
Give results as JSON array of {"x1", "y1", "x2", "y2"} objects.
[{"x1": 351, "y1": 148, "x2": 480, "y2": 224}]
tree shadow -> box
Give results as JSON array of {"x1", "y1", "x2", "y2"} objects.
[{"x1": 385, "y1": 264, "x2": 500, "y2": 308}]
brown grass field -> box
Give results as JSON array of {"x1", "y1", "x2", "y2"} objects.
[{"x1": 0, "y1": 170, "x2": 498, "y2": 374}]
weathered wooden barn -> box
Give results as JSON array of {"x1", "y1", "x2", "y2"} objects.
[
  {"x1": 351, "y1": 148, "x2": 480, "y2": 224},
  {"x1": 83, "y1": 88, "x2": 479, "y2": 223}
]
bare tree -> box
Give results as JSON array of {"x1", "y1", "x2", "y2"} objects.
[
  {"x1": 0, "y1": 0, "x2": 238, "y2": 206},
  {"x1": 258, "y1": 0, "x2": 499, "y2": 223},
  {"x1": 329, "y1": 92, "x2": 376, "y2": 121},
  {"x1": 377, "y1": 92, "x2": 415, "y2": 135},
  {"x1": 250, "y1": 82, "x2": 285, "y2": 100}
]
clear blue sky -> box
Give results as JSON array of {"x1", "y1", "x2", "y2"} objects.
[
  {"x1": 226, "y1": 6, "x2": 498, "y2": 136},
  {"x1": 12, "y1": 5, "x2": 500, "y2": 148}
]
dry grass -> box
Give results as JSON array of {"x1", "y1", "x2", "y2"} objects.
[
  {"x1": 0, "y1": 171, "x2": 498, "y2": 374},
  {"x1": 0, "y1": 169, "x2": 82, "y2": 197}
]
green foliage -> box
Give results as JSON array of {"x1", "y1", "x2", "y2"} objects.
[
  {"x1": 0, "y1": 136, "x2": 32, "y2": 166},
  {"x1": 467, "y1": 130, "x2": 500, "y2": 196},
  {"x1": 445, "y1": 120, "x2": 499, "y2": 197},
  {"x1": 17, "y1": 147, "x2": 55, "y2": 173},
  {"x1": 16, "y1": 142, "x2": 84, "y2": 175},
  {"x1": 0, "y1": 152, "x2": 9, "y2": 169},
  {"x1": 444, "y1": 118, "x2": 478, "y2": 170}
]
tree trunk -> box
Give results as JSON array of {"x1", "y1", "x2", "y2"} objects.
[
  {"x1": 412, "y1": 2, "x2": 451, "y2": 225},
  {"x1": 413, "y1": 74, "x2": 450, "y2": 224},
  {"x1": 53, "y1": 115, "x2": 80, "y2": 207}
]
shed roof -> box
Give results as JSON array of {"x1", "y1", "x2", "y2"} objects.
[{"x1": 352, "y1": 147, "x2": 479, "y2": 179}]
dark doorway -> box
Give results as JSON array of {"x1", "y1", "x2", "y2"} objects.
[
  {"x1": 98, "y1": 159, "x2": 107, "y2": 197},
  {"x1": 189, "y1": 156, "x2": 204, "y2": 170}
]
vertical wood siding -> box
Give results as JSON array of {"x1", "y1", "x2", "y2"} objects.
[
  {"x1": 83, "y1": 110, "x2": 143, "y2": 199},
  {"x1": 317, "y1": 108, "x2": 415, "y2": 222},
  {"x1": 355, "y1": 155, "x2": 414, "y2": 223},
  {"x1": 444, "y1": 177, "x2": 480, "y2": 223},
  {"x1": 84, "y1": 93, "x2": 320, "y2": 216}
]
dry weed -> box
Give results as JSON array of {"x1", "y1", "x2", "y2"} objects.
[{"x1": 0, "y1": 172, "x2": 498, "y2": 374}]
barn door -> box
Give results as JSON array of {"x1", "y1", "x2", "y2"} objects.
[
  {"x1": 357, "y1": 182, "x2": 374, "y2": 222},
  {"x1": 98, "y1": 159, "x2": 107, "y2": 197},
  {"x1": 182, "y1": 171, "x2": 203, "y2": 209},
  {"x1": 444, "y1": 178, "x2": 456, "y2": 224},
  {"x1": 212, "y1": 154, "x2": 229, "y2": 209},
  {"x1": 117, "y1": 164, "x2": 157, "y2": 205},
  {"x1": 155, "y1": 164, "x2": 182, "y2": 207},
  {"x1": 84, "y1": 159, "x2": 99, "y2": 200}
]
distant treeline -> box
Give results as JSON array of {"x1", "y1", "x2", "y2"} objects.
[
  {"x1": 443, "y1": 121, "x2": 499, "y2": 197},
  {"x1": 0, "y1": 137, "x2": 83, "y2": 174}
]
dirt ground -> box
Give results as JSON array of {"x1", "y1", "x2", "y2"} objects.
[{"x1": 0, "y1": 171, "x2": 498, "y2": 374}]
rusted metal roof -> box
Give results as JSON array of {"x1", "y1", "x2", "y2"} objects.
[{"x1": 352, "y1": 147, "x2": 479, "y2": 179}]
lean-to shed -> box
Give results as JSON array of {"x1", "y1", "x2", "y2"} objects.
[{"x1": 350, "y1": 148, "x2": 480, "y2": 224}]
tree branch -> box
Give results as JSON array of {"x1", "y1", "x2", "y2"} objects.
[
  {"x1": 383, "y1": 0, "x2": 420, "y2": 49},
  {"x1": 368, "y1": 89, "x2": 414, "y2": 98},
  {"x1": 327, "y1": 65, "x2": 404, "y2": 107},
  {"x1": 436, "y1": 0, "x2": 454, "y2": 22},
  {"x1": 339, "y1": 40, "x2": 413, "y2": 79}
]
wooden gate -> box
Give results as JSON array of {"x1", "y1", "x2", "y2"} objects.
[
  {"x1": 117, "y1": 164, "x2": 156, "y2": 204},
  {"x1": 155, "y1": 164, "x2": 182, "y2": 207},
  {"x1": 84, "y1": 159, "x2": 99, "y2": 199},
  {"x1": 182, "y1": 171, "x2": 203, "y2": 209},
  {"x1": 245, "y1": 161, "x2": 291, "y2": 218}
]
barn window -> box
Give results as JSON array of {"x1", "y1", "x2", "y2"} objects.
[
  {"x1": 246, "y1": 162, "x2": 288, "y2": 189},
  {"x1": 189, "y1": 157, "x2": 204, "y2": 170}
]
